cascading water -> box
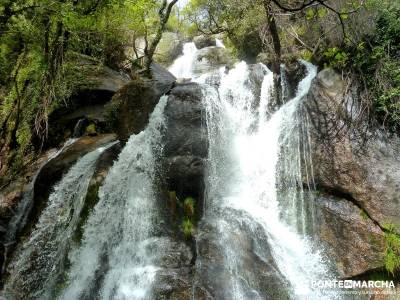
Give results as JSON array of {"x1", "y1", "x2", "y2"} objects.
[
  {"x1": 60, "y1": 96, "x2": 168, "y2": 300},
  {"x1": 168, "y1": 42, "x2": 198, "y2": 78},
  {"x1": 4, "y1": 138, "x2": 76, "y2": 247},
  {"x1": 0, "y1": 38, "x2": 342, "y2": 300},
  {"x1": 170, "y1": 41, "x2": 339, "y2": 299},
  {"x1": 2, "y1": 141, "x2": 115, "y2": 299}
]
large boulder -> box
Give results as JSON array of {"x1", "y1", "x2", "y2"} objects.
[
  {"x1": 154, "y1": 32, "x2": 184, "y2": 66},
  {"x1": 192, "y1": 47, "x2": 234, "y2": 75},
  {"x1": 193, "y1": 35, "x2": 216, "y2": 49},
  {"x1": 316, "y1": 195, "x2": 386, "y2": 278},
  {"x1": 163, "y1": 82, "x2": 207, "y2": 201},
  {"x1": 0, "y1": 134, "x2": 117, "y2": 281},
  {"x1": 46, "y1": 56, "x2": 129, "y2": 148},
  {"x1": 306, "y1": 68, "x2": 400, "y2": 234},
  {"x1": 109, "y1": 64, "x2": 176, "y2": 142}
]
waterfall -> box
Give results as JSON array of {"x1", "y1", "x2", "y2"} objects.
[
  {"x1": 167, "y1": 36, "x2": 337, "y2": 297},
  {"x1": 215, "y1": 38, "x2": 226, "y2": 48},
  {"x1": 1, "y1": 38, "x2": 341, "y2": 299},
  {"x1": 168, "y1": 42, "x2": 198, "y2": 79},
  {"x1": 4, "y1": 139, "x2": 77, "y2": 247},
  {"x1": 3, "y1": 141, "x2": 115, "y2": 299},
  {"x1": 60, "y1": 96, "x2": 168, "y2": 300}
]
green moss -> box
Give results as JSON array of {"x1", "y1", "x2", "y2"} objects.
[{"x1": 104, "y1": 98, "x2": 121, "y2": 132}]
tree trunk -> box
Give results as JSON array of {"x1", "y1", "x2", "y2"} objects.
[
  {"x1": 263, "y1": 0, "x2": 281, "y2": 72},
  {"x1": 143, "y1": 0, "x2": 178, "y2": 76}
]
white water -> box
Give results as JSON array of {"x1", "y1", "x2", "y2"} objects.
[
  {"x1": 5, "y1": 138, "x2": 77, "y2": 246},
  {"x1": 201, "y1": 60, "x2": 338, "y2": 299},
  {"x1": 168, "y1": 42, "x2": 198, "y2": 79},
  {"x1": 60, "y1": 96, "x2": 168, "y2": 300},
  {"x1": 1, "y1": 38, "x2": 340, "y2": 299},
  {"x1": 216, "y1": 38, "x2": 226, "y2": 48},
  {"x1": 168, "y1": 40, "x2": 338, "y2": 298},
  {"x1": 3, "y1": 141, "x2": 114, "y2": 299}
]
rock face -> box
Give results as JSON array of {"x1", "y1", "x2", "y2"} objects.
[
  {"x1": 306, "y1": 68, "x2": 400, "y2": 234},
  {"x1": 192, "y1": 47, "x2": 234, "y2": 75},
  {"x1": 0, "y1": 134, "x2": 117, "y2": 282},
  {"x1": 110, "y1": 64, "x2": 176, "y2": 141},
  {"x1": 316, "y1": 195, "x2": 385, "y2": 278},
  {"x1": 195, "y1": 209, "x2": 290, "y2": 299},
  {"x1": 163, "y1": 82, "x2": 207, "y2": 202},
  {"x1": 193, "y1": 35, "x2": 216, "y2": 49},
  {"x1": 32, "y1": 134, "x2": 117, "y2": 223},
  {"x1": 149, "y1": 237, "x2": 195, "y2": 300},
  {"x1": 46, "y1": 59, "x2": 129, "y2": 148},
  {"x1": 132, "y1": 32, "x2": 184, "y2": 67},
  {"x1": 154, "y1": 32, "x2": 184, "y2": 66}
]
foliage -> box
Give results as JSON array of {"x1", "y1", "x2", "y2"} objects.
[
  {"x1": 0, "y1": 0, "x2": 179, "y2": 182},
  {"x1": 181, "y1": 218, "x2": 195, "y2": 239},
  {"x1": 383, "y1": 223, "x2": 400, "y2": 276},
  {"x1": 183, "y1": 196, "x2": 195, "y2": 217},
  {"x1": 323, "y1": 47, "x2": 349, "y2": 69},
  {"x1": 349, "y1": 2, "x2": 400, "y2": 131},
  {"x1": 183, "y1": 0, "x2": 265, "y2": 61},
  {"x1": 85, "y1": 123, "x2": 96, "y2": 135}
]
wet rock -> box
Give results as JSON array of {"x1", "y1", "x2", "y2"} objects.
[
  {"x1": 316, "y1": 195, "x2": 385, "y2": 278},
  {"x1": 0, "y1": 150, "x2": 55, "y2": 227},
  {"x1": 192, "y1": 47, "x2": 234, "y2": 75},
  {"x1": 33, "y1": 134, "x2": 117, "y2": 225},
  {"x1": 247, "y1": 63, "x2": 270, "y2": 106},
  {"x1": 163, "y1": 83, "x2": 207, "y2": 200},
  {"x1": 155, "y1": 32, "x2": 185, "y2": 66},
  {"x1": 306, "y1": 68, "x2": 400, "y2": 234},
  {"x1": 194, "y1": 209, "x2": 291, "y2": 300},
  {"x1": 74, "y1": 141, "x2": 121, "y2": 242},
  {"x1": 193, "y1": 35, "x2": 216, "y2": 49},
  {"x1": 110, "y1": 64, "x2": 176, "y2": 142},
  {"x1": 126, "y1": 237, "x2": 196, "y2": 300}
]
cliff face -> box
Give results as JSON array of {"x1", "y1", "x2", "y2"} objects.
[{"x1": 305, "y1": 68, "x2": 400, "y2": 277}]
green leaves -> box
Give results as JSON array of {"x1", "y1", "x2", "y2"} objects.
[
  {"x1": 323, "y1": 47, "x2": 349, "y2": 69},
  {"x1": 383, "y1": 224, "x2": 400, "y2": 275}
]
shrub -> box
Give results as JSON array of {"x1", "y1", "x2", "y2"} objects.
[
  {"x1": 183, "y1": 197, "x2": 195, "y2": 217},
  {"x1": 181, "y1": 218, "x2": 195, "y2": 239},
  {"x1": 383, "y1": 223, "x2": 400, "y2": 275}
]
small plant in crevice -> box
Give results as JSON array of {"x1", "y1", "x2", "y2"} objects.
[
  {"x1": 382, "y1": 223, "x2": 400, "y2": 276},
  {"x1": 183, "y1": 197, "x2": 195, "y2": 217},
  {"x1": 182, "y1": 218, "x2": 195, "y2": 239}
]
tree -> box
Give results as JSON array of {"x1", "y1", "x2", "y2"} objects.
[{"x1": 143, "y1": 0, "x2": 179, "y2": 74}]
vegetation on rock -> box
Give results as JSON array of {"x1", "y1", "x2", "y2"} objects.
[
  {"x1": 0, "y1": 0, "x2": 178, "y2": 184},
  {"x1": 383, "y1": 223, "x2": 400, "y2": 276}
]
